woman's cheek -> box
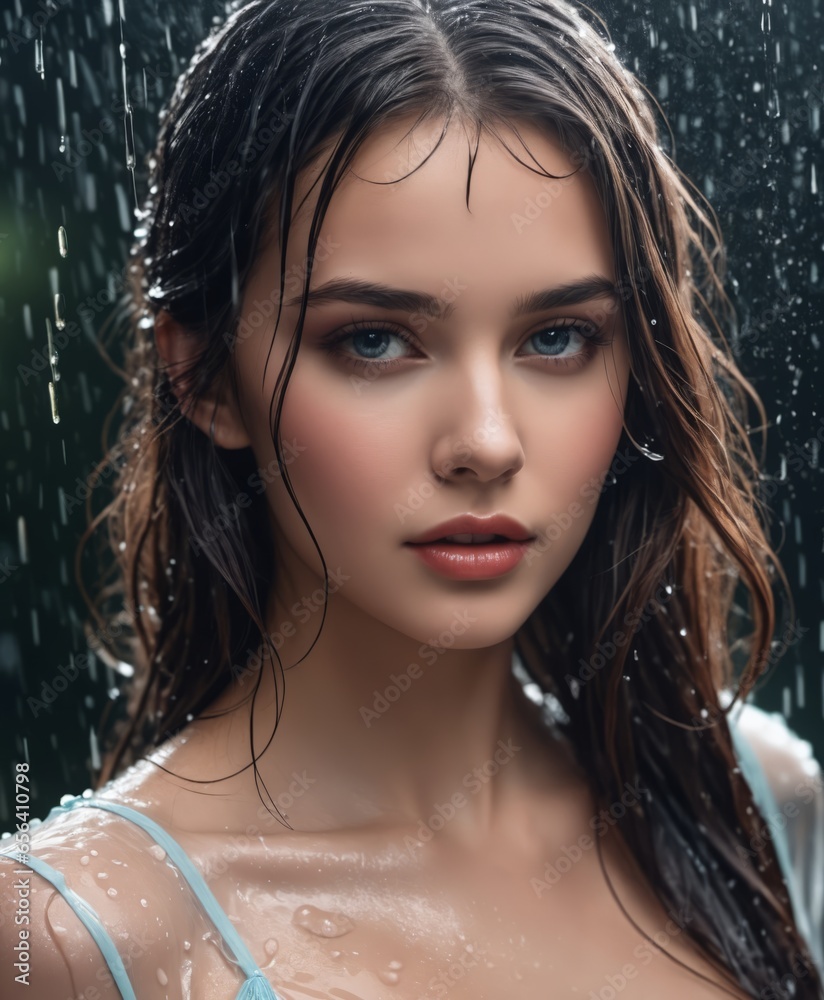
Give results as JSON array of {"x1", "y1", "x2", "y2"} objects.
[
  {"x1": 541, "y1": 385, "x2": 625, "y2": 505},
  {"x1": 269, "y1": 372, "x2": 408, "y2": 553}
]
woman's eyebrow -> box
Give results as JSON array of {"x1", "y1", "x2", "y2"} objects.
[{"x1": 283, "y1": 274, "x2": 621, "y2": 319}]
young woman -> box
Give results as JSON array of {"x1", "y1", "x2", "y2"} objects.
[{"x1": 3, "y1": 1, "x2": 822, "y2": 997}]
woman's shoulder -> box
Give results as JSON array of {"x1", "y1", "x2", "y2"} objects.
[
  {"x1": 727, "y1": 700, "x2": 822, "y2": 806},
  {"x1": 0, "y1": 778, "x2": 204, "y2": 999}
]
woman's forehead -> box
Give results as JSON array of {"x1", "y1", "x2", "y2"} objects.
[{"x1": 258, "y1": 117, "x2": 614, "y2": 295}]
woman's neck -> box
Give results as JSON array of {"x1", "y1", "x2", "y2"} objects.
[{"x1": 179, "y1": 587, "x2": 585, "y2": 845}]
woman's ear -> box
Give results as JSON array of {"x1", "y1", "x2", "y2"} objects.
[{"x1": 154, "y1": 309, "x2": 253, "y2": 451}]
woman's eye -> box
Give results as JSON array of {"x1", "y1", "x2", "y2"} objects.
[
  {"x1": 319, "y1": 320, "x2": 418, "y2": 370},
  {"x1": 521, "y1": 321, "x2": 610, "y2": 368}
]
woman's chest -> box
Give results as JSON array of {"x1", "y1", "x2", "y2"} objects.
[{"x1": 183, "y1": 828, "x2": 747, "y2": 1000}]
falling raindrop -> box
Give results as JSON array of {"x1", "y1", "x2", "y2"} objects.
[
  {"x1": 48, "y1": 382, "x2": 60, "y2": 424},
  {"x1": 54, "y1": 293, "x2": 66, "y2": 331},
  {"x1": 17, "y1": 517, "x2": 29, "y2": 565},
  {"x1": 90, "y1": 726, "x2": 101, "y2": 770},
  {"x1": 56, "y1": 75, "x2": 66, "y2": 137},
  {"x1": 35, "y1": 32, "x2": 44, "y2": 80},
  {"x1": 58, "y1": 226, "x2": 68, "y2": 257}
]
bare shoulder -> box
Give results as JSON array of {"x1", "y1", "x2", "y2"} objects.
[
  {"x1": 0, "y1": 797, "x2": 199, "y2": 999},
  {"x1": 0, "y1": 844, "x2": 107, "y2": 998}
]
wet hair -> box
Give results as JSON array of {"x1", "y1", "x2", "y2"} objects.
[{"x1": 78, "y1": 0, "x2": 820, "y2": 995}]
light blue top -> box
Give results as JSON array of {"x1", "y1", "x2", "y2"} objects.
[{"x1": 2, "y1": 707, "x2": 821, "y2": 998}]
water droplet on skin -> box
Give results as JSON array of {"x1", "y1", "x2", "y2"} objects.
[
  {"x1": 157, "y1": 968, "x2": 168, "y2": 986},
  {"x1": 107, "y1": 887, "x2": 117, "y2": 897},
  {"x1": 90, "y1": 849, "x2": 98, "y2": 856},
  {"x1": 183, "y1": 940, "x2": 191, "y2": 951},
  {"x1": 96, "y1": 872, "x2": 108, "y2": 879},
  {"x1": 139, "y1": 898, "x2": 148, "y2": 908},
  {"x1": 149, "y1": 844, "x2": 166, "y2": 861},
  {"x1": 80, "y1": 855, "x2": 89, "y2": 866},
  {"x1": 388, "y1": 959, "x2": 403, "y2": 969},
  {"x1": 292, "y1": 903, "x2": 355, "y2": 938},
  {"x1": 264, "y1": 938, "x2": 278, "y2": 957},
  {"x1": 379, "y1": 969, "x2": 401, "y2": 985}
]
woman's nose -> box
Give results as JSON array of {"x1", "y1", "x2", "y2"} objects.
[{"x1": 428, "y1": 361, "x2": 525, "y2": 484}]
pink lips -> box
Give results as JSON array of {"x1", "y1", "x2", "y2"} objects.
[
  {"x1": 405, "y1": 513, "x2": 534, "y2": 545},
  {"x1": 404, "y1": 513, "x2": 536, "y2": 580}
]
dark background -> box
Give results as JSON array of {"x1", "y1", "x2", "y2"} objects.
[{"x1": 0, "y1": 0, "x2": 821, "y2": 828}]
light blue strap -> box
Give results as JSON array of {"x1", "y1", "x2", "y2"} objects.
[
  {"x1": 0, "y1": 846, "x2": 138, "y2": 1000},
  {"x1": 47, "y1": 795, "x2": 283, "y2": 1000}
]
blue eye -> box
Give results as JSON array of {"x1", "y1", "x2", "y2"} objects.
[
  {"x1": 343, "y1": 323, "x2": 411, "y2": 363},
  {"x1": 522, "y1": 321, "x2": 609, "y2": 364},
  {"x1": 318, "y1": 319, "x2": 419, "y2": 371}
]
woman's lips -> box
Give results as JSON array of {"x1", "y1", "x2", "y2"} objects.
[{"x1": 404, "y1": 539, "x2": 532, "y2": 579}]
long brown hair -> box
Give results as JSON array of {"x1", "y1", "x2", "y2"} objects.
[{"x1": 76, "y1": 0, "x2": 820, "y2": 995}]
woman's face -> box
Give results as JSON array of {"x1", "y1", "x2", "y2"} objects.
[{"x1": 230, "y1": 116, "x2": 632, "y2": 649}]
